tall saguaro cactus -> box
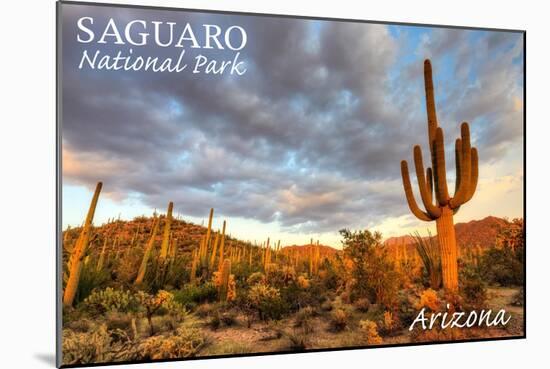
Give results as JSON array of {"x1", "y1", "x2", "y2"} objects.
[
  {"x1": 400, "y1": 60, "x2": 478, "y2": 292},
  {"x1": 159, "y1": 202, "x2": 173, "y2": 261},
  {"x1": 134, "y1": 216, "x2": 160, "y2": 285},
  {"x1": 63, "y1": 182, "x2": 103, "y2": 306}
]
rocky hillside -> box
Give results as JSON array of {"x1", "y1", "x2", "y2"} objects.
[{"x1": 384, "y1": 216, "x2": 513, "y2": 251}]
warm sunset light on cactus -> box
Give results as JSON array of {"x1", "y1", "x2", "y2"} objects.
[
  {"x1": 63, "y1": 182, "x2": 102, "y2": 306},
  {"x1": 400, "y1": 60, "x2": 479, "y2": 291}
]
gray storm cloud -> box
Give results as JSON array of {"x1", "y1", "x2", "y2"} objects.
[{"x1": 61, "y1": 4, "x2": 524, "y2": 233}]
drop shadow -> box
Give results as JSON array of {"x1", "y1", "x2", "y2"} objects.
[{"x1": 34, "y1": 353, "x2": 56, "y2": 366}]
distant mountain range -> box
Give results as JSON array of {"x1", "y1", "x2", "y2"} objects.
[{"x1": 384, "y1": 216, "x2": 511, "y2": 250}]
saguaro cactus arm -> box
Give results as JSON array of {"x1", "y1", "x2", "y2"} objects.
[
  {"x1": 433, "y1": 127, "x2": 450, "y2": 205},
  {"x1": 426, "y1": 167, "x2": 434, "y2": 201},
  {"x1": 450, "y1": 123, "x2": 478, "y2": 209},
  {"x1": 424, "y1": 59, "x2": 438, "y2": 145},
  {"x1": 400, "y1": 161, "x2": 432, "y2": 221},
  {"x1": 465, "y1": 148, "x2": 479, "y2": 202},
  {"x1": 413, "y1": 145, "x2": 441, "y2": 218}
]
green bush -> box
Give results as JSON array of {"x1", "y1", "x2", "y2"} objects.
[
  {"x1": 479, "y1": 246, "x2": 523, "y2": 286},
  {"x1": 340, "y1": 228, "x2": 400, "y2": 308},
  {"x1": 459, "y1": 267, "x2": 487, "y2": 308},
  {"x1": 173, "y1": 283, "x2": 218, "y2": 309},
  {"x1": 72, "y1": 262, "x2": 110, "y2": 305},
  {"x1": 82, "y1": 288, "x2": 138, "y2": 314}
]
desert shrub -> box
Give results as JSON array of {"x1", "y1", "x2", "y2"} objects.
[
  {"x1": 247, "y1": 284, "x2": 287, "y2": 321},
  {"x1": 72, "y1": 262, "x2": 110, "y2": 306},
  {"x1": 209, "y1": 310, "x2": 238, "y2": 330},
  {"x1": 341, "y1": 278, "x2": 357, "y2": 304},
  {"x1": 340, "y1": 229, "x2": 400, "y2": 307},
  {"x1": 410, "y1": 326, "x2": 468, "y2": 342},
  {"x1": 479, "y1": 246, "x2": 523, "y2": 286},
  {"x1": 207, "y1": 314, "x2": 221, "y2": 330},
  {"x1": 115, "y1": 251, "x2": 141, "y2": 284},
  {"x1": 105, "y1": 312, "x2": 134, "y2": 333},
  {"x1": 136, "y1": 290, "x2": 180, "y2": 335},
  {"x1": 378, "y1": 311, "x2": 400, "y2": 336},
  {"x1": 82, "y1": 288, "x2": 138, "y2": 314},
  {"x1": 329, "y1": 309, "x2": 348, "y2": 332},
  {"x1": 134, "y1": 327, "x2": 206, "y2": 359},
  {"x1": 157, "y1": 314, "x2": 181, "y2": 332},
  {"x1": 354, "y1": 298, "x2": 371, "y2": 313},
  {"x1": 267, "y1": 265, "x2": 297, "y2": 287},
  {"x1": 194, "y1": 303, "x2": 215, "y2": 318},
  {"x1": 321, "y1": 300, "x2": 333, "y2": 312},
  {"x1": 441, "y1": 290, "x2": 464, "y2": 313},
  {"x1": 163, "y1": 258, "x2": 191, "y2": 290},
  {"x1": 67, "y1": 320, "x2": 92, "y2": 333},
  {"x1": 247, "y1": 272, "x2": 266, "y2": 286},
  {"x1": 460, "y1": 268, "x2": 487, "y2": 308},
  {"x1": 296, "y1": 275, "x2": 310, "y2": 289},
  {"x1": 157, "y1": 296, "x2": 188, "y2": 322},
  {"x1": 319, "y1": 259, "x2": 340, "y2": 290},
  {"x1": 394, "y1": 289, "x2": 419, "y2": 327},
  {"x1": 412, "y1": 231, "x2": 442, "y2": 289},
  {"x1": 294, "y1": 306, "x2": 315, "y2": 334},
  {"x1": 278, "y1": 280, "x2": 324, "y2": 312},
  {"x1": 359, "y1": 319, "x2": 383, "y2": 344},
  {"x1": 220, "y1": 311, "x2": 238, "y2": 327},
  {"x1": 417, "y1": 289, "x2": 440, "y2": 311},
  {"x1": 173, "y1": 283, "x2": 217, "y2": 309},
  {"x1": 284, "y1": 330, "x2": 309, "y2": 351},
  {"x1": 62, "y1": 324, "x2": 132, "y2": 365}
]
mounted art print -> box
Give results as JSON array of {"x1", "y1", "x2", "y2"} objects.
[{"x1": 57, "y1": 1, "x2": 526, "y2": 367}]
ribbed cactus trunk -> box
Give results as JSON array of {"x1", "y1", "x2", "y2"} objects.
[
  {"x1": 63, "y1": 182, "x2": 102, "y2": 306},
  {"x1": 217, "y1": 220, "x2": 226, "y2": 272},
  {"x1": 135, "y1": 216, "x2": 160, "y2": 285},
  {"x1": 96, "y1": 237, "x2": 107, "y2": 271},
  {"x1": 436, "y1": 206, "x2": 458, "y2": 291},
  {"x1": 218, "y1": 258, "x2": 231, "y2": 301},
  {"x1": 159, "y1": 202, "x2": 173, "y2": 261},
  {"x1": 190, "y1": 248, "x2": 198, "y2": 283}
]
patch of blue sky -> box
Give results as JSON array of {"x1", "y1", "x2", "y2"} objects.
[
  {"x1": 284, "y1": 152, "x2": 298, "y2": 171},
  {"x1": 167, "y1": 98, "x2": 185, "y2": 117},
  {"x1": 62, "y1": 184, "x2": 152, "y2": 228},
  {"x1": 305, "y1": 20, "x2": 323, "y2": 53}
]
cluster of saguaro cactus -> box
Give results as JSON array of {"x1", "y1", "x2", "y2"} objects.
[
  {"x1": 187, "y1": 208, "x2": 230, "y2": 283},
  {"x1": 63, "y1": 182, "x2": 103, "y2": 306},
  {"x1": 400, "y1": 59, "x2": 478, "y2": 292},
  {"x1": 311, "y1": 240, "x2": 321, "y2": 276}
]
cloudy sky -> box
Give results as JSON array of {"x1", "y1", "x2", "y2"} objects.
[{"x1": 61, "y1": 3, "x2": 524, "y2": 247}]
